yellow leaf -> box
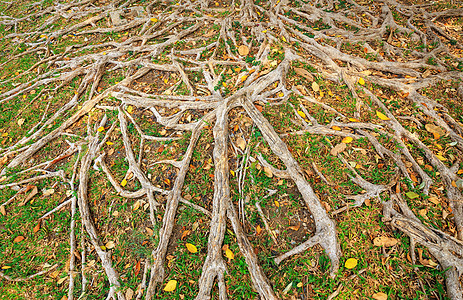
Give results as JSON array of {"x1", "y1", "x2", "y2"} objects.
[
  {"x1": 230, "y1": 170, "x2": 235, "y2": 176},
  {"x1": 225, "y1": 248, "x2": 234, "y2": 260},
  {"x1": 1, "y1": 132, "x2": 8, "y2": 137},
  {"x1": 345, "y1": 258, "x2": 358, "y2": 269},
  {"x1": 458, "y1": 170, "x2": 463, "y2": 175},
  {"x1": 349, "y1": 118, "x2": 359, "y2": 122},
  {"x1": 186, "y1": 243, "x2": 198, "y2": 253},
  {"x1": 332, "y1": 126, "x2": 341, "y2": 131},
  {"x1": 376, "y1": 111, "x2": 390, "y2": 121},
  {"x1": 106, "y1": 141, "x2": 113, "y2": 145},
  {"x1": 97, "y1": 126, "x2": 104, "y2": 132},
  {"x1": 278, "y1": 92, "x2": 284, "y2": 97},
  {"x1": 436, "y1": 155, "x2": 446, "y2": 161},
  {"x1": 342, "y1": 136, "x2": 353, "y2": 144},
  {"x1": 358, "y1": 77, "x2": 365, "y2": 85},
  {"x1": 150, "y1": 18, "x2": 158, "y2": 22},
  {"x1": 241, "y1": 75, "x2": 248, "y2": 82},
  {"x1": 274, "y1": 200, "x2": 280, "y2": 208},
  {"x1": 120, "y1": 178, "x2": 127, "y2": 187},
  {"x1": 100, "y1": 245, "x2": 107, "y2": 250},
  {"x1": 328, "y1": 90, "x2": 334, "y2": 96},
  {"x1": 282, "y1": 36, "x2": 286, "y2": 42},
  {"x1": 163, "y1": 280, "x2": 177, "y2": 292},
  {"x1": 127, "y1": 105, "x2": 133, "y2": 114},
  {"x1": 297, "y1": 111, "x2": 306, "y2": 118},
  {"x1": 2, "y1": 266, "x2": 11, "y2": 269}
]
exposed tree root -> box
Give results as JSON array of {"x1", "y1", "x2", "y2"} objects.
[{"x1": 1, "y1": 0, "x2": 463, "y2": 298}]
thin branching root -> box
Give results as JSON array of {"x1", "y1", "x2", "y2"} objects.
[{"x1": 0, "y1": 0, "x2": 463, "y2": 299}]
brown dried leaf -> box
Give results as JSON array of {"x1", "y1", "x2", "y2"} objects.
[
  {"x1": 146, "y1": 227, "x2": 154, "y2": 236},
  {"x1": 330, "y1": 143, "x2": 346, "y2": 156},
  {"x1": 236, "y1": 137, "x2": 246, "y2": 151},
  {"x1": 373, "y1": 236, "x2": 398, "y2": 247},
  {"x1": 311, "y1": 81, "x2": 320, "y2": 92},
  {"x1": 238, "y1": 45, "x2": 250, "y2": 56},
  {"x1": 0, "y1": 205, "x2": 5, "y2": 216},
  {"x1": 125, "y1": 287, "x2": 134, "y2": 300},
  {"x1": 425, "y1": 124, "x2": 446, "y2": 139},
  {"x1": 294, "y1": 67, "x2": 314, "y2": 81},
  {"x1": 21, "y1": 186, "x2": 38, "y2": 205},
  {"x1": 372, "y1": 292, "x2": 388, "y2": 300},
  {"x1": 263, "y1": 166, "x2": 273, "y2": 178}
]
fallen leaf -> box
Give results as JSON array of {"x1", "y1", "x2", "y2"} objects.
[
  {"x1": 311, "y1": 82, "x2": 320, "y2": 92},
  {"x1": 358, "y1": 77, "x2": 365, "y2": 85},
  {"x1": 349, "y1": 118, "x2": 360, "y2": 122},
  {"x1": 106, "y1": 141, "x2": 113, "y2": 145},
  {"x1": 332, "y1": 126, "x2": 341, "y2": 131},
  {"x1": 105, "y1": 241, "x2": 115, "y2": 249},
  {"x1": 425, "y1": 124, "x2": 445, "y2": 139},
  {"x1": 236, "y1": 137, "x2": 246, "y2": 151},
  {"x1": 164, "y1": 280, "x2": 177, "y2": 292},
  {"x1": 127, "y1": 105, "x2": 133, "y2": 114},
  {"x1": 345, "y1": 258, "x2": 357, "y2": 269},
  {"x1": 264, "y1": 166, "x2": 273, "y2": 178},
  {"x1": 225, "y1": 248, "x2": 234, "y2": 260},
  {"x1": 289, "y1": 223, "x2": 300, "y2": 231},
  {"x1": 436, "y1": 154, "x2": 446, "y2": 161},
  {"x1": 241, "y1": 75, "x2": 248, "y2": 82},
  {"x1": 150, "y1": 18, "x2": 158, "y2": 22},
  {"x1": 57, "y1": 277, "x2": 67, "y2": 284},
  {"x1": 2, "y1": 266, "x2": 11, "y2": 269},
  {"x1": 120, "y1": 178, "x2": 127, "y2": 187},
  {"x1": 0, "y1": 205, "x2": 5, "y2": 215},
  {"x1": 134, "y1": 260, "x2": 141, "y2": 276},
  {"x1": 405, "y1": 191, "x2": 419, "y2": 199},
  {"x1": 274, "y1": 200, "x2": 280, "y2": 208},
  {"x1": 17, "y1": 118, "x2": 25, "y2": 127},
  {"x1": 256, "y1": 225, "x2": 262, "y2": 235},
  {"x1": 126, "y1": 288, "x2": 134, "y2": 300},
  {"x1": 33, "y1": 221, "x2": 41, "y2": 233},
  {"x1": 97, "y1": 126, "x2": 104, "y2": 132},
  {"x1": 133, "y1": 200, "x2": 140, "y2": 211},
  {"x1": 146, "y1": 227, "x2": 154, "y2": 236},
  {"x1": 14, "y1": 236, "x2": 25, "y2": 243},
  {"x1": 342, "y1": 136, "x2": 353, "y2": 144},
  {"x1": 373, "y1": 236, "x2": 398, "y2": 247},
  {"x1": 43, "y1": 189, "x2": 55, "y2": 196},
  {"x1": 294, "y1": 67, "x2": 313, "y2": 81},
  {"x1": 297, "y1": 111, "x2": 306, "y2": 118},
  {"x1": 238, "y1": 45, "x2": 250, "y2": 56},
  {"x1": 372, "y1": 292, "x2": 388, "y2": 300},
  {"x1": 186, "y1": 243, "x2": 198, "y2": 253},
  {"x1": 376, "y1": 111, "x2": 390, "y2": 121},
  {"x1": 330, "y1": 143, "x2": 346, "y2": 156}
]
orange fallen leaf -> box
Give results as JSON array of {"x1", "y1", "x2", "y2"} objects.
[{"x1": 14, "y1": 236, "x2": 25, "y2": 243}]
